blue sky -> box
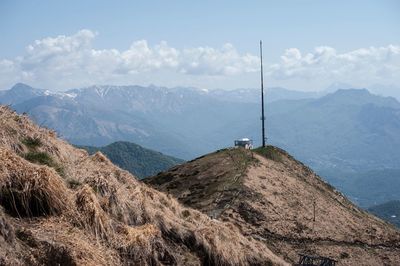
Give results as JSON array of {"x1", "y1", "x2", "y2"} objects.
[{"x1": 0, "y1": 0, "x2": 399, "y2": 92}]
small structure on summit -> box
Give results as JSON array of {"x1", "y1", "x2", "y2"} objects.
[{"x1": 234, "y1": 138, "x2": 253, "y2": 149}]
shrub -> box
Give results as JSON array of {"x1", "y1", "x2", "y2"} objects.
[
  {"x1": 67, "y1": 178, "x2": 82, "y2": 189},
  {"x1": 181, "y1": 210, "x2": 191, "y2": 218},
  {"x1": 22, "y1": 137, "x2": 42, "y2": 149},
  {"x1": 24, "y1": 152, "x2": 65, "y2": 177},
  {"x1": 24, "y1": 152, "x2": 54, "y2": 166}
]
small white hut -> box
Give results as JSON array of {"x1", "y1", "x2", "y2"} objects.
[{"x1": 234, "y1": 138, "x2": 253, "y2": 149}]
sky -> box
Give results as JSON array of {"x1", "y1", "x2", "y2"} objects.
[{"x1": 0, "y1": 0, "x2": 399, "y2": 92}]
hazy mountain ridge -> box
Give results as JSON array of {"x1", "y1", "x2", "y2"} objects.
[
  {"x1": 207, "y1": 86, "x2": 320, "y2": 103},
  {"x1": 321, "y1": 169, "x2": 400, "y2": 207},
  {"x1": 3, "y1": 83, "x2": 400, "y2": 167},
  {"x1": 79, "y1": 141, "x2": 184, "y2": 179},
  {"x1": 368, "y1": 200, "x2": 400, "y2": 228},
  {"x1": 263, "y1": 89, "x2": 400, "y2": 172},
  {"x1": 0, "y1": 83, "x2": 46, "y2": 105}
]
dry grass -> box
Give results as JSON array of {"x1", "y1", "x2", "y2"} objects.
[
  {"x1": 73, "y1": 153, "x2": 286, "y2": 265},
  {"x1": 19, "y1": 219, "x2": 120, "y2": 266},
  {"x1": 75, "y1": 185, "x2": 113, "y2": 240},
  {"x1": 114, "y1": 224, "x2": 173, "y2": 265},
  {"x1": 0, "y1": 148, "x2": 72, "y2": 218},
  {"x1": 0, "y1": 105, "x2": 288, "y2": 265}
]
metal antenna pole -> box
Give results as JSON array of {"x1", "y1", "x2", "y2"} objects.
[{"x1": 260, "y1": 40, "x2": 266, "y2": 147}]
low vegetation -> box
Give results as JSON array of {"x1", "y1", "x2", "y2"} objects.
[
  {"x1": 66, "y1": 178, "x2": 82, "y2": 189},
  {"x1": 24, "y1": 151, "x2": 53, "y2": 166},
  {"x1": 21, "y1": 137, "x2": 42, "y2": 149},
  {"x1": 253, "y1": 145, "x2": 283, "y2": 162},
  {"x1": 23, "y1": 151, "x2": 64, "y2": 176},
  {"x1": 20, "y1": 134, "x2": 65, "y2": 177}
]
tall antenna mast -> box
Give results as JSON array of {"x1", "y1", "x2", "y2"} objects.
[{"x1": 260, "y1": 40, "x2": 266, "y2": 147}]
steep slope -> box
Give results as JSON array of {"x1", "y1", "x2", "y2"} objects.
[
  {"x1": 79, "y1": 141, "x2": 184, "y2": 178},
  {"x1": 145, "y1": 147, "x2": 400, "y2": 265},
  {"x1": 0, "y1": 105, "x2": 286, "y2": 265},
  {"x1": 369, "y1": 201, "x2": 400, "y2": 228}
]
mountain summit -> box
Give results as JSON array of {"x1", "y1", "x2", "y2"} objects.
[{"x1": 145, "y1": 146, "x2": 400, "y2": 265}]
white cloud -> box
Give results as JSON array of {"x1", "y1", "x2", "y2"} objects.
[
  {"x1": 269, "y1": 45, "x2": 400, "y2": 87},
  {"x1": 180, "y1": 43, "x2": 259, "y2": 75},
  {"x1": 0, "y1": 30, "x2": 261, "y2": 89},
  {"x1": 0, "y1": 29, "x2": 399, "y2": 90}
]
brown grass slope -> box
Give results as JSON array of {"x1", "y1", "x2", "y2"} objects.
[
  {"x1": 0, "y1": 105, "x2": 287, "y2": 266},
  {"x1": 145, "y1": 147, "x2": 400, "y2": 265}
]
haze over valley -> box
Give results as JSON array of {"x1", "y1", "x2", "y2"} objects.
[{"x1": 2, "y1": 82, "x2": 400, "y2": 209}]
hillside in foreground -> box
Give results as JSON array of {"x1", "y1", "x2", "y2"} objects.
[
  {"x1": 145, "y1": 146, "x2": 400, "y2": 265},
  {"x1": 79, "y1": 141, "x2": 184, "y2": 178},
  {"x1": 0, "y1": 105, "x2": 286, "y2": 265}
]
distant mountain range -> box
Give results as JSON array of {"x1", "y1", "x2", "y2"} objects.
[
  {"x1": 79, "y1": 141, "x2": 184, "y2": 178},
  {"x1": 1, "y1": 82, "x2": 400, "y2": 206},
  {"x1": 0, "y1": 83, "x2": 324, "y2": 159}
]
